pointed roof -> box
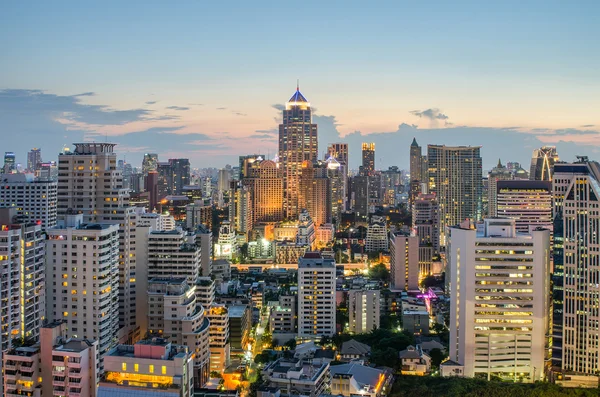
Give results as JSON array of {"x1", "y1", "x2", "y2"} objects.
[
  {"x1": 411, "y1": 137, "x2": 419, "y2": 147},
  {"x1": 497, "y1": 158, "x2": 503, "y2": 168},
  {"x1": 288, "y1": 89, "x2": 308, "y2": 104}
]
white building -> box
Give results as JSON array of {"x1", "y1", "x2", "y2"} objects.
[
  {"x1": 215, "y1": 221, "x2": 237, "y2": 259},
  {"x1": 262, "y1": 358, "x2": 330, "y2": 397},
  {"x1": 99, "y1": 339, "x2": 194, "y2": 397},
  {"x1": 365, "y1": 216, "x2": 388, "y2": 252},
  {"x1": 297, "y1": 209, "x2": 316, "y2": 249},
  {"x1": 496, "y1": 180, "x2": 553, "y2": 234},
  {"x1": 347, "y1": 290, "x2": 380, "y2": 334},
  {"x1": 0, "y1": 208, "x2": 45, "y2": 351},
  {"x1": 330, "y1": 363, "x2": 392, "y2": 397},
  {"x1": 58, "y1": 142, "x2": 138, "y2": 341},
  {"x1": 0, "y1": 173, "x2": 58, "y2": 230},
  {"x1": 447, "y1": 218, "x2": 550, "y2": 382},
  {"x1": 389, "y1": 232, "x2": 419, "y2": 291},
  {"x1": 195, "y1": 224, "x2": 213, "y2": 277},
  {"x1": 148, "y1": 229, "x2": 201, "y2": 284},
  {"x1": 298, "y1": 253, "x2": 336, "y2": 338},
  {"x1": 147, "y1": 278, "x2": 210, "y2": 387},
  {"x1": 46, "y1": 214, "x2": 120, "y2": 359}
]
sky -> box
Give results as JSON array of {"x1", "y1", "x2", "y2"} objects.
[{"x1": 1, "y1": 0, "x2": 599, "y2": 171}]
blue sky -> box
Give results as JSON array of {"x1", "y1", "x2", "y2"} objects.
[{"x1": 1, "y1": 1, "x2": 599, "y2": 170}]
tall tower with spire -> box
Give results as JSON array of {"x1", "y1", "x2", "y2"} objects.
[
  {"x1": 278, "y1": 84, "x2": 318, "y2": 219},
  {"x1": 487, "y1": 158, "x2": 513, "y2": 217},
  {"x1": 410, "y1": 137, "x2": 423, "y2": 203}
]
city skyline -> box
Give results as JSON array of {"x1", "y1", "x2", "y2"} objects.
[{"x1": 1, "y1": 1, "x2": 600, "y2": 169}]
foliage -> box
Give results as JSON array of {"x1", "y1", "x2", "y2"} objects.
[
  {"x1": 390, "y1": 376, "x2": 599, "y2": 397},
  {"x1": 428, "y1": 348, "x2": 446, "y2": 369},
  {"x1": 380, "y1": 314, "x2": 401, "y2": 330},
  {"x1": 284, "y1": 338, "x2": 297, "y2": 350},
  {"x1": 248, "y1": 373, "x2": 264, "y2": 397},
  {"x1": 210, "y1": 371, "x2": 223, "y2": 379},
  {"x1": 332, "y1": 328, "x2": 414, "y2": 368},
  {"x1": 430, "y1": 323, "x2": 449, "y2": 345},
  {"x1": 369, "y1": 263, "x2": 390, "y2": 281},
  {"x1": 337, "y1": 308, "x2": 349, "y2": 331}
]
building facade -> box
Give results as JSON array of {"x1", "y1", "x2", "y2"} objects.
[
  {"x1": 297, "y1": 253, "x2": 336, "y2": 338},
  {"x1": 389, "y1": 232, "x2": 419, "y2": 291},
  {"x1": 348, "y1": 290, "x2": 380, "y2": 334}
]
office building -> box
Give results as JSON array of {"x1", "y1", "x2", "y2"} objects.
[
  {"x1": 389, "y1": 232, "x2": 419, "y2": 291},
  {"x1": 360, "y1": 143, "x2": 375, "y2": 176},
  {"x1": 142, "y1": 153, "x2": 159, "y2": 175},
  {"x1": 157, "y1": 158, "x2": 191, "y2": 197},
  {"x1": 242, "y1": 158, "x2": 284, "y2": 225},
  {"x1": 207, "y1": 305, "x2": 230, "y2": 373},
  {"x1": 218, "y1": 168, "x2": 231, "y2": 194},
  {"x1": 270, "y1": 295, "x2": 297, "y2": 335},
  {"x1": 427, "y1": 145, "x2": 482, "y2": 246},
  {"x1": 412, "y1": 193, "x2": 440, "y2": 277},
  {"x1": 57, "y1": 142, "x2": 138, "y2": 341},
  {"x1": 148, "y1": 229, "x2": 201, "y2": 284},
  {"x1": 325, "y1": 155, "x2": 346, "y2": 220},
  {"x1": 447, "y1": 218, "x2": 550, "y2": 381},
  {"x1": 487, "y1": 159, "x2": 513, "y2": 217},
  {"x1": 46, "y1": 214, "x2": 120, "y2": 357},
  {"x1": 4, "y1": 152, "x2": 16, "y2": 173},
  {"x1": 530, "y1": 146, "x2": 559, "y2": 181},
  {"x1": 195, "y1": 224, "x2": 213, "y2": 277},
  {"x1": 187, "y1": 200, "x2": 213, "y2": 231},
  {"x1": 278, "y1": 86, "x2": 318, "y2": 219},
  {"x1": 410, "y1": 138, "x2": 423, "y2": 202},
  {"x1": 0, "y1": 208, "x2": 45, "y2": 351},
  {"x1": 326, "y1": 143, "x2": 349, "y2": 174},
  {"x1": 228, "y1": 305, "x2": 251, "y2": 352},
  {"x1": 215, "y1": 221, "x2": 237, "y2": 259},
  {"x1": 496, "y1": 180, "x2": 553, "y2": 233},
  {"x1": 299, "y1": 161, "x2": 331, "y2": 227},
  {"x1": 147, "y1": 278, "x2": 210, "y2": 386},
  {"x1": 350, "y1": 175, "x2": 370, "y2": 220},
  {"x1": 296, "y1": 209, "x2": 316, "y2": 249},
  {"x1": 365, "y1": 215, "x2": 388, "y2": 252},
  {"x1": 559, "y1": 158, "x2": 600, "y2": 375},
  {"x1": 27, "y1": 148, "x2": 42, "y2": 172},
  {"x1": 348, "y1": 290, "x2": 380, "y2": 334},
  {"x1": 229, "y1": 184, "x2": 252, "y2": 233},
  {"x1": 298, "y1": 252, "x2": 336, "y2": 338},
  {"x1": 99, "y1": 339, "x2": 194, "y2": 397}
]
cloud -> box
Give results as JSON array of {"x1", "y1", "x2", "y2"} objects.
[
  {"x1": 542, "y1": 128, "x2": 600, "y2": 136},
  {"x1": 216, "y1": 107, "x2": 227, "y2": 110},
  {"x1": 410, "y1": 108, "x2": 449, "y2": 120},
  {"x1": 255, "y1": 129, "x2": 278, "y2": 135},
  {"x1": 145, "y1": 101, "x2": 157, "y2": 105},
  {"x1": 73, "y1": 92, "x2": 95, "y2": 97},
  {"x1": 271, "y1": 104, "x2": 285, "y2": 111},
  {"x1": 233, "y1": 112, "x2": 247, "y2": 117},
  {"x1": 581, "y1": 124, "x2": 595, "y2": 128},
  {"x1": 249, "y1": 134, "x2": 275, "y2": 140},
  {"x1": 166, "y1": 106, "x2": 190, "y2": 111}
]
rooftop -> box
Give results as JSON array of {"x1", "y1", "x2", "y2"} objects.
[{"x1": 228, "y1": 304, "x2": 248, "y2": 318}]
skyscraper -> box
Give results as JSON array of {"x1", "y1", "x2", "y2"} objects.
[
  {"x1": 409, "y1": 138, "x2": 423, "y2": 202},
  {"x1": 447, "y1": 218, "x2": 550, "y2": 381},
  {"x1": 389, "y1": 232, "x2": 419, "y2": 291},
  {"x1": 242, "y1": 158, "x2": 284, "y2": 225},
  {"x1": 412, "y1": 193, "x2": 440, "y2": 277},
  {"x1": 348, "y1": 290, "x2": 380, "y2": 334},
  {"x1": 57, "y1": 142, "x2": 138, "y2": 341},
  {"x1": 360, "y1": 142, "x2": 375, "y2": 176},
  {"x1": 278, "y1": 85, "x2": 318, "y2": 219},
  {"x1": 27, "y1": 148, "x2": 42, "y2": 172},
  {"x1": 0, "y1": 173, "x2": 58, "y2": 230},
  {"x1": 428, "y1": 145, "x2": 483, "y2": 246},
  {"x1": 529, "y1": 146, "x2": 559, "y2": 181},
  {"x1": 496, "y1": 180, "x2": 552, "y2": 233},
  {"x1": 170, "y1": 158, "x2": 191, "y2": 195},
  {"x1": 486, "y1": 159, "x2": 513, "y2": 217},
  {"x1": 3, "y1": 152, "x2": 16, "y2": 173},
  {"x1": 299, "y1": 161, "x2": 331, "y2": 228},
  {"x1": 326, "y1": 143, "x2": 349, "y2": 174},
  {"x1": 142, "y1": 153, "x2": 159, "y2": 175}
]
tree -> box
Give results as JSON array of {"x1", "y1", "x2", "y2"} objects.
[
  {"x1": 284, "y1": 338, "x2": 297, "y2": 350},
  {"x1": 210, "y1": 371, "x2": 223, "y2": 379},
  {"x1": 370, "y1": 347, "x2": 399, "y2": 368},
  {"x1": 369, "y1": 263, "x2": 390, "y2": 281},
  {"x1": 428, "y1": 348, "x2": 446, "y2": 368},
  {"x1": 249, "y1": 373, "x2": 264, "y2": 397}
]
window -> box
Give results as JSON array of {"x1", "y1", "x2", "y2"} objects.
[
  {"x1": 122, "y1": 363, "x2": 127, "y2": 371},
  {"x1": 134, "y1": 363, "x2": 139, "y2": 372},
  {"x1": 149, "y1": 364, "x2": 154, "y2": 373},
  {"x1": 162, "y1": 365, "x2": 167, "y2": 375}
]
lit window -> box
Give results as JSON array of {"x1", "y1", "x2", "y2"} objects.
[
  {"x1": 122, "y1": 363, "x2": 127, "y2": 371},
  {"x1": 149, "y1": 364, "x2": 154, "y2": 373},
  {"x1": 162, "y1": 365, "x2": 167, "y2": 375},
  {"x1": 134, "y1": 363, "x2": 139, "y2": 372}
]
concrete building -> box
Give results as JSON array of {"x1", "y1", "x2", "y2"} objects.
[
  {"x1": 270, "y1": 295, "x2": 297, "y2": 335},
  {"x1": 148, "y1": 229, "x2": 201, "y2": 284},
  {"x1": 27, "y1": 148, "x2": 42, "y2": 172},
  {"x1": 279, "y1": 86, "x2": 318, "y2": 219},
  {"x1": 3, "y1": 320, "x2": 99, "y2": 397},
  {"x1": 427, "y1": 145, "x2": 482, "y2": 246},
  {"x1": 262, "y1": 358, "x2": 330, "y2": 397},
  {"x1": 195, "y1": 224, "x2": 213, "y2": 277},
  {"x1": 529, "y1": 146, "x2": 559, "y2": 182},
  {"x1": 447, "y1": 218, "x2": 550, "y2": 381},
  {"x1": 360, "y1": 143, "x2": 375, "y2": 176},
  {"x1": 348, "y1": 290, "x2": 380, "y2": 334},
  {"x1": 228, "y1": 305, "x2": 251, "y2": 353},
  {"x1": 0, "y1": 173, "x2": 58, "y2": 230},
  {"x1": 99, "y1": 339, "x2": 194, "y2": 397},
  {"x1": 147, "y1": 278, "x2": 210, "y2": 386},
  {"x1": 330, "y1": 363, "x2": 391, "y2": 397},
  {"x1": 0, "y1": 208, "x2": 45, "y2": 351},
  {"x1": 401, "y1": 310, "x2": 430, "y2": 335},
  {"x1": 409, "y1": 138, "x2": 423, "y2": 202},
  {"x1": 215, "y1": 221, "x2": 237, "y2": 260},
  {"x1": 298, "y1": 253, "x2": 336, "y2": 338},
  {"x1": 412, "y1": 193, "x2": 440, "y2": 278},
  {"x1": 58, "y1": 142, "x2": 138, "y2": 342},
  {"x1": 487, "y1": 159, "x2": 514, "y2": 217},
  {"x1": 350, "y1": 175, "x2": 370, "y2": 221},
  {"x1": 299, "y1": 161, "x2": 331, "y2": 228},
  {"x1": 296, "y1": 209, "x2": 316, "y2": 249},
  {"x1": 46, "y1": 214, "x2": 120, "y2": 358},
  {"x1": 496, "y1": 180, "x2": 553, "y2": 233},
  {"x1": 243, "y1": 158, "x2": 284, "y2": 225},
  {"x1": 207, "y1": 305, "x2": 230, "y2": 373},
  {"x1": 389, "y1": 232, "x2": 419, "y2": 291},
  {"x1": 365, "y1": 216, "x2": 388, "y2": 252}
]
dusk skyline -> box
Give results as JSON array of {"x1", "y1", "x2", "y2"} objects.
[{"x1": 2, "y1": 1, "x2": 599, "y2": 169}]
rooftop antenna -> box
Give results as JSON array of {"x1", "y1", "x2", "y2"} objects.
[{"x1": 297, "y1": 79, "x2": 299, "y2": 91}]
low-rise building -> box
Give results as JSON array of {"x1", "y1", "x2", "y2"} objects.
[
  {"x1": 262, "y1": 358, "x2": 330, "y2": 397},
  {"x1": 330, "y1": 363, "x2": 392, "y2": 397},
  {"x1": 99, "y1": 339, "x2": 194, "y2": 397},
  {"x1": 402, "y1": 310, "x2": 430, "y2": 335},
  {"x1": 399, "y1": 345, "x2": 431, "y2": 376},
  {"x1": 339, "y1": 339, "x2": 371, "y2": 363}
]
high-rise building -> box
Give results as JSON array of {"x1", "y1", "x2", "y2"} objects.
[
  {"x1": 365, "y1": 215, "x2": 388, "y2": 252},
  {"x1": 46, "y1": 214, "x2": 120, "y2": 358},
  {"x1": 297, "y1": 252, "x2": 336, "y2": 338},
  {"x1": 195, "y1": 224, "x2": 213, "y2": 278},
  {"x1": 381, "y1": 166, "x2": 402, "y2": 206},
  {"x1": 218, "y1": 168, "x2": 231, "y2": 193},
  {"x1": 350, "y1": 175, "x2": 369, "y2": 220},
  {"x1": 389, "y1": 232, "x2": 419, "y2": 291},
  {"x1": 410, "y1": 138, "x2": 423, "y2": 202},
  {"x1": 3, "y1": 152, "x2": 16, "y2": 174},
  {"x1": 243, "y1": 158, "x2": 284, "y2": 225},
  {"x1": 487, "y1": 159, "x2": 514, "y2": 217},
  {"x1": 0, "y1": 208, "x2": 45, "y2": 350},
  {"x1": 296, "y1": 209, "x2": 316, "y2": 249},
  {"x1": 412, "y1": 193, "x2": 440, "y2": 277},
  {"x1": 148, "y1": 229, "x2": 201, "y2": 284},
  {"x1": 447, "y1": 218, "x2": 550, "y2": 381},
  {"x1": 530, "y1": 146, "x2": 559, "y2": 181},
  {"x1": 57, "y1": 143, "x2": 138, "y2": 341},
  {"x1": 360, "y1": 142, "x2": 375, "y2": 176},
  {"x1": 558, "y1": 157, "x2": 600, "y2": 375},
  {"x1": 3, "y1": 320, "x2": 99, "y2": 397},
  {"x1": 142, "y1": 153, "x2": 159, "y2": 175},
  {"x1": 496, "y1": 180, "x2": 553, "y2": 234},
  {"x1": 156, "y1": 158, "x2": 191, "y2": 198},
  {"x1": 428, "y1": 145, "x2": 483, "y2": 246},
  {"x1": 215, "y1": 221, "x2": 237, "y2": 259},
  {"x1": 278, "y1": 86, "x2": 318, "y2": 219},
  {"x1": 299, "y1": 161, "x2": 331, "y2": 227},
  {"x1": 0, "y1": 173, "x2": 58, "y2": 230},
  {"x1": 27, "y1": 148, "x2": 42, "y2": 172},
  {"x1": 146, "y1": 170, "x2": 159, "y2": 210},
  {"x1": 325, "y1": 156, "x2": 345, "y2": 222},
  {"x1": 326, "y1": 143, "x2": 349, "y2": 175},
  {"x1": 147, "y1": 278, "x2": 210, "y2": 387},
  {"x1": 348, "y1": 290, "x2": 380, "y2": 334}
]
